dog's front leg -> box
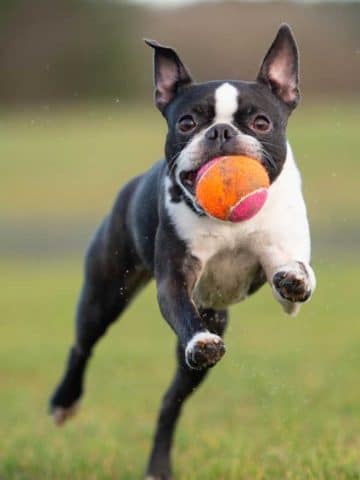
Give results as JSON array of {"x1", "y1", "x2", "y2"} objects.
[
  {"x1": 259, "y1": 245, "x2": 316, "y2": 316},
  {"x1": 154, "y1": 228, "x2": 225, "y2": 370}
]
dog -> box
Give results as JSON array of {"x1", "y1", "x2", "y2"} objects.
[{"x1": 50, "y1": 24, "x2": 316, "y2": 480}]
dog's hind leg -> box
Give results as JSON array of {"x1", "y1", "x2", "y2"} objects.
[
  {"x1": 145, "y1": 308, "x2": 228, "y2": 480},
  {"x1": 49, "y1": 180, "x2": 150, "y2": 425},
  {"x1": 49, "y1": 238, "x2": 149, "y2": 425}
]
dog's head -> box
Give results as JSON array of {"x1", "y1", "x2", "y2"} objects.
[{"x1": 146, "y1": 24, "x2": 299, "y2": 210}]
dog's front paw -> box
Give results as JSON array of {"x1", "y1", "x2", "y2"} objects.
[
  {"x1": 272, "y1": 261, "x2": 315, "y2": 307},
  {"x1": 185, "y1": 332, "x2": 225, "y2": 370}
]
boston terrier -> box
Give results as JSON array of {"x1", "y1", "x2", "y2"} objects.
[{"x1": 50, "y1": 24, "x2": 316, "y2": 480}]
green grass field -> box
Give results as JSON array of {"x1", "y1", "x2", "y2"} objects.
[
  {"x1": 1, "y1": 101, "x2": 359, "y2": 228},
  {"x1": 1, "y1": 102, "x2": 359, "y2": 479}
]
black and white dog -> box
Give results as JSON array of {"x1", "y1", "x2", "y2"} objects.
[{"x1": 50, "y1": 24, "x2": 316, "y2": 480}]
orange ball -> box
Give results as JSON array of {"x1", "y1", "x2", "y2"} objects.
[{"x1": 195, "y1": 155, "x2": 270, "y2": 222}]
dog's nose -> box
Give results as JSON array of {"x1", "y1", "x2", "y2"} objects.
[{"x1": 205, "y1": 123, "x2": 237, "y2": 145}]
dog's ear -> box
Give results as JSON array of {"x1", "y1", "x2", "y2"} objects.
[
  {"x1": 256, "y1": 24, "x2": 300, "y2": 110},
  {"x1": 145, "y1": 39, "x2": 193, "y2": 113}
]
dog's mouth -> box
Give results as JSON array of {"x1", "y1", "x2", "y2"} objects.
[
  {"x1": 179, "y1": 169, "x2": 199, "y2": 196},
  {"x1": 179, "y1": 151, "x2": 268, "y2": 197},
  {"x1": 179, "y1": 156, "x2": 223, "y2": 196},
  {"x1": 179, "y1": 155, "x2": 232, "y2": 196}
]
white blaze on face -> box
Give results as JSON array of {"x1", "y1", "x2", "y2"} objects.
[
  {"x1": 175, "y1": 81, "x2": 262, "y2": 194},
  {"x1": 213, "y1": 82, "x2": 262, "y2": 160},
  {"x1": 214, "y1": 83, "x2": 238, "y2": 123},
  {"x1": 176, "y1": 82, "x2": 239, "y2": 175}
]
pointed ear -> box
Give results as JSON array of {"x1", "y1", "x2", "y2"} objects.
[
  {"x1": 145, "y1": 39, "x2": 193, "y2": 113},
  {"x1": 257, "y1": 24, "x2": 300, "y2": 109}
]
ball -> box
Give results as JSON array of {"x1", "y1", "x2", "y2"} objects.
[{"x1": 195, "y1": 155, "x2": 270, "y2": 222}]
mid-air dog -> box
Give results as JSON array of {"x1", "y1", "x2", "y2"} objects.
[{"x1": 50, "y1": 24, "x2": 316, "y2": 480}]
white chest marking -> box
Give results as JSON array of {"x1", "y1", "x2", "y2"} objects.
[
  {"x1": 192, "y1": 249, "x2": 259, "y2": 308},
  {"x1": 214, "y1": 83, "x2": 238, "y2": 123},
  {"x1": 165, "y1": 144, "x2": 310, "y2": 310}
]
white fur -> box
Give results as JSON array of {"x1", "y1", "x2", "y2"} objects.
[
  {"x1": 213, "y1": 83, "x2": 261, "y2": 159},
  {"x1": 214, "y1": 82, "x2": 238, "y2": 123},
  {"x1": 272, "y1": 260, "x2": 316, "y2": 315},
  {"x1": 186, "y1": 331, "x2": 222, "y2": 351},
  {"x1": 185, "y1": 331, "x2": 222, "y2": 367},
  {"x1": 175, "y1": 127, "x2": 261, "y2": 177},
  {"x1": 165, "y1": 143, "x2": 314, "y2": 314}
]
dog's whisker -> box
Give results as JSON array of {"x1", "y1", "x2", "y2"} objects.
[
  {"x1": 259, "y1": 139, "x2": 279, "y2": 148},
  {"x1": 261, "y1": 148, "x2": 277, "y2": 170}
]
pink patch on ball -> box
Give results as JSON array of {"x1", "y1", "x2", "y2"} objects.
[{"x1": 228, "y1": 188, "x2": 268, "y2": 222}]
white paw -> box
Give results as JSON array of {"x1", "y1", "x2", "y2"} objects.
[
  {"x1": 185, "y1": 331, "x2": 225, "y2": 370},
  {"x1": 272, "y1": 261, "x2": 316, "y2": 314}
]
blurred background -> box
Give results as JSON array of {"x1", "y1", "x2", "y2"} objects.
[{"x1": 1, "y1": 1, "x2": 359, "y2": 479}]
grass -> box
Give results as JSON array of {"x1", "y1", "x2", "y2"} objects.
[
  {"x1": 1, "y1": 101, "x2": 359, "y2": 229},
  {"x1": 1, "y1": 101, "x2": 359, "y2": 479},
  {"x1": 0, "y1": 258, "x2": 359, "y2": 479}
]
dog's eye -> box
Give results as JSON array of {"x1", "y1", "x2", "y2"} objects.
[
  {"x1": 250, "y1": 115, "x2": 272, "y2": 133},
  {"x1": 178, "y1": 115, "x2": 197, "y2": 133}
]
